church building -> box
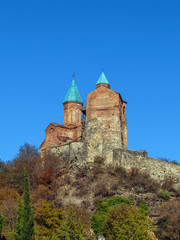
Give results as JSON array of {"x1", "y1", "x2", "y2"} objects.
[{"x1": 40, "y1": 72, "x2": 127, "y2": 156}]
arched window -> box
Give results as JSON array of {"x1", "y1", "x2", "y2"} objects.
[{"x1": 123, "y1": 106, "x2": 126, "y2": 115}]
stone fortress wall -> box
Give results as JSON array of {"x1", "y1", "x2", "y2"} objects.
[{"x1": 47, "y1": 118, "x2": 180, "y2": 184}]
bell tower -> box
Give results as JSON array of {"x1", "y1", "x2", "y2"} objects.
[{"x1": 63, "y1": 79, "x2": 83, "y2": 126}]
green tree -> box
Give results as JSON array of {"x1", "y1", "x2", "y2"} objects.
[
  {"x1": 58, "y1": 204, "x2": 84, "y2": 240},
  {"x1": 104, "y1": 204, "x2": 154, "y2": 240},
  {"x1": 15, "y1": 196, "x2": 22, "y2": 240},
  {"x1": 0, "y1": 211, "x2": 4, "y2": 234},
  {"x1": 15, "y1": 169, "x2": 34, "y2": 240},
  {"x1": 9, "y1": 143, "x2": 39, "y2": 191},
  {"x1": 34, "y1": 200, "x2": 63, "y2": 238},
  {"x1": 91, "y1": 196, "x2": 131, "y2": 236},
  {"x1": 21, "y1": 169, "x2": 34, "y2": 240}
]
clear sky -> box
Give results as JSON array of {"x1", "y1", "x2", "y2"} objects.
[{"x1": 0, "y1": 0, "x2": 179, "y2": 162}]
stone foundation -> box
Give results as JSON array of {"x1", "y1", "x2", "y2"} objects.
[{"x1": 41, "y1": 119, "x2": 180, "y2": 184}]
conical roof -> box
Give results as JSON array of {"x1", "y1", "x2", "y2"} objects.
[
  {"x1": 63, "y1": 80, "x2": 83, "y2": 104},
  {"x1": 96, "y1": 72, "x2": 109, "y2": 85}
]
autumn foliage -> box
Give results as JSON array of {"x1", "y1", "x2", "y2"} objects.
[{"x1": 0, "y1": 143, "x2": 180, "y2": 239}]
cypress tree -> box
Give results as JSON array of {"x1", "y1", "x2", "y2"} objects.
[
  {"x1": 0, "y1": 211, "x2": 3, "y2": 234},
  {"x1": 15, "y1": 195, "x2": 22, "y2": 240},
  {"x1": 16, "y1": 169, "x2": 34, "y2": 240}
]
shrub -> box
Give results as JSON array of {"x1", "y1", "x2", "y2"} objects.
[
  {"x1": 109, "y1": 180, "x2": 119, "y2": 191},
  {"x1": 34, "y1": 200, "x2": 64, "y2": 238},
  {"x1": 156, "y1": 199, "x2": 180, "y2": 240},
  {"x1": 161, "y1": 176, "x2": 177, "y2": 191},
  {"x1": 104, "y1": 204, "x2": 154, "y2": 240},
  {"x1": 94, "y1": 181, "x2": 111, "y2": 198},
  {"x1": 158, "y1": 191, "x2": 170, "y2": 200},
  {"x1": 94, "y1": 156, "x2": 105, "y2": 166},
  {"x1": 126, "y1": 168, "x2": 160, "y2": 193},
  {"x1": 91, "y1": 196, "x2": 131, "y2": 236},
  {"x1": 31, "y1": 185, "x2": 54, "y2": 203},
  {"x1": 73, "y1": 180, "x2": 88, "y2": 197},
  {"x1": 39, "y1": 169, "x2": 55, "y2": 185},
  {"x1": 158, "y1": 157, "x2": 170, "y2": 162},
  {"x1": 1, "y1": 198, "x2": 17, "y2": 231},
  {"x1": 171, "y1": 160, "x2": 179, "y2": 165},
  {"x1": 58, "y1": 204, "x2": 87, "y2": 240},
  {"x1": 139, "y1": 203, "x2": 149, "y2": 216},
  {"x1": 114, "y1": 166, "x2": 127, "y2": 176},
  {"x1": 75, "y1": 167, "x2": 88, "y2": 179}
]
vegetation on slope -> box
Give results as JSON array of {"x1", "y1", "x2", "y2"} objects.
[{"x1": 0, "y1": 143, "x2": 180, "y2": 239}]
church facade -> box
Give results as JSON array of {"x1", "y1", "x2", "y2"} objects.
[
  {"x1": 40, "y1": 72, "x2": 128, "y2": 155},
  {"x1": 39, "y1": 72, "x2": 180, "y2": 183}
]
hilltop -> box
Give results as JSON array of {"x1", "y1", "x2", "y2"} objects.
[{"x1": 0, "y1": 143, "x2": 180, "y2": 239}]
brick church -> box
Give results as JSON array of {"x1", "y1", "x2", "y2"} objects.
[{"x1": 40, "y1": 72, "x2": 127, "y2": 155}]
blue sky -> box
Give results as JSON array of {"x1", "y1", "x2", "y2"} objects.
[{"x1": 0, "y1": 0, "x2": 179, "y2": 161}]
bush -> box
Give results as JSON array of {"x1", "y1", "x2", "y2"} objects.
[
  {"x1": 75, "y1": 167, "x2": 88, "y2": 179},
  {"x1": 94, "y1": 181, "x2": 111, "y2": 198},
  {"x1": 34, "y1": 200, "x2": 64, "y2": 238},
  {"x1": 58, "y1": 204, "x2": 91, "y2": 240},
  {"x1": 156, "y1": 199, "x2": 180, "y2": 240},
  {"x1": 126, "y1": 168, "x2": 160, "y2": 193},
  {"x1": 171, "y1": 160, "x2": 179, "y2": 165},
  {"x1": 104, "y1": 204, "x2": 154, "y2": 240},
  {"x1": 94, "y1": 156, "x2": 105, "y2": 166},
  {"x1": 139, "y1": 203, "x2": 149, "y2": 216},
  {"x1": 161, "y1": 176, "x2": 177, "y2": 191},
  {"x1": 91, "y1": 196, "x2": 131, "y2": 236},
  {"x1": 158, "y1": 157, "x2": 170, "y2": 162},
  {"x1": 158, "y1": 191, "x2": 170, "y2": 200}
]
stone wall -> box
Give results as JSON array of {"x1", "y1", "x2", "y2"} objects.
[
  {"x1": 45, "y1": 118, "x2": 121, "y2": 164},
  {"x1": 46, "y1": 142, "x2": 180, "y2": 184},
  {"x1": 113, "y1": 148, "x2": 180, "y2": 182},
  {"x1": 43, "y1": 119, "x2": 180, "y2": 184},
  {"x1": 82, "y1": 119, "x2": 123, "y2": 163},
  {"x1": 48, "y1": 142, "x2": 84, "y2": 163}
]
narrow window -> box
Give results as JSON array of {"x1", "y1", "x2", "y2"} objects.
[{"x1": 71, "y1": 111, "x2": 73, "y2": 123}]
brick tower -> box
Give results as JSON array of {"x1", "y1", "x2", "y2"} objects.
[
  {"x1": 85, "y1": 72, "x2": 127, "y2": 149},
  {"x1": 63, "y1": 79, "x2": 83, "y2": 126}
]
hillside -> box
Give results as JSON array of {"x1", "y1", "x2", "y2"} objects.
[{"x1": 0, "y1": 143, "x2": 180, "y2": 240}]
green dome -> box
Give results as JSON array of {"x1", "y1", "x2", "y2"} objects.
[
  {"x1": 63, "y1": 80, "x2": 83, "y2": 104},
  {"x1": 96, "y1": 72, "x2": 109, "y2": 85}
]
